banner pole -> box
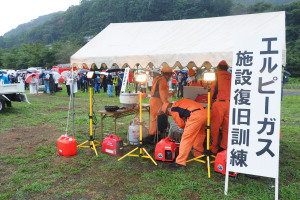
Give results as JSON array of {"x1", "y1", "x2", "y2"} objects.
[
  {"x1": 275, "y1": 178, "x2": 278, "y2": 200},
  {"x1": 224, "y1": 170, "x2": 229, "y2": 195}
]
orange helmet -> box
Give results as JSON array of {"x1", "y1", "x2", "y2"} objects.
[
  {"x1": 218, "y1": 60, "x2": 229, "y2": 69},
  {"x1": 161, "y1": 66, "x2": 172, "y2": 73},
  {"x1": 188, "y1": 69, "x2": 196, "y2": 76}
]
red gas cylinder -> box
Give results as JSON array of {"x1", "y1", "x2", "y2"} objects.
[
  {"x1": 57, "y1": 135, "x2": 77, "y2": 157},
  {"x1": 155, "y1": 137, "x2": 179, "y2": 162},
  {"x1": 102, "y1": 135, "x2": 124, "y2": 156},
  {"x1": 214, "y1": 150, "x2": 237, "y2": 177}
]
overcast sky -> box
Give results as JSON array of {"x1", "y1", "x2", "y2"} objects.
[{"x1": 0, "y1": 0, "x2": 81, "y2": 36}]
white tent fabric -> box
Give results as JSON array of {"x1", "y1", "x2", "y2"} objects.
[{"x1": 71, "y1": 11, "x2": 286, "y2": 69}]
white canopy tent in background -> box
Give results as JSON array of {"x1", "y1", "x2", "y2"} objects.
[{"x1": 71, "y1": 11, "x2": 286, "y2": 70}]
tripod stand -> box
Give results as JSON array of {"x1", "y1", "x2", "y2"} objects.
[
  {"x1": 77, "y1": 80, "x2": 101, "y2": 156},
  {"x1": 118, "y1": 85, "x2": 157, "y2": 165},
  {"x1": 186, "y1": 85, "x2": 215, "y2": 178}
]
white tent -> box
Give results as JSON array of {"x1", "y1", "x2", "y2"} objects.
[{"x1": 71, "y1": 11, "x2": 286, "y2": 70}]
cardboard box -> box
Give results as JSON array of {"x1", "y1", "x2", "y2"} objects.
[
  {"x1": 183, "y1": 86, "x2": 208, "y2": 106},
  {"x1": 183, "y1": 86, "x2": 207, "y2": 100}
]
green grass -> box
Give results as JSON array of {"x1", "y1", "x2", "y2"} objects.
[
  {"x1": 0, "y1": 85, "x2": 299, "y2": 199},
  {"x1": 284, "y1": 77, "x2": 300, "y2": 89}
]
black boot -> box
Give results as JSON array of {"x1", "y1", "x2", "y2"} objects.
[
  {"x1": 143, "y1": 135, "x2": 155, "y2": 145},
  {"x1": 169, "y1": 163, "x2": 186, "y2": 169}
]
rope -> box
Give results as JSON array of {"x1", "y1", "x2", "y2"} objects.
[
  {"x1": 65, "y1": 92, "x2": 72, "y2": 136},
  {"x1": 124, "y1": 106, "x2": 139, "y2": 118}
]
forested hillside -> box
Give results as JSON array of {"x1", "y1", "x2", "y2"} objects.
[
  {"x1": 3, "y1": 12, "x2": 62, "y2": 38},
  {"x1": 233, "y1": 0, "x2": 295, "y2": 5},
  {"x1": 0, "y1": 0, "x2": 299, "y2": 76}
]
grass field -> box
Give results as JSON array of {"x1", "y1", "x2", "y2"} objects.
[
  {"x1": 0, "y1": 85, "x2": 299, "y2": 199},
  {"x1": 283, "y1": 77, "x2": 300, "y2": 90}
]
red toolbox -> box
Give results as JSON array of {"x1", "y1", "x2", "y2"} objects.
[
  {"x1": 214, "y1": 150, "x2": 238, "y2": 177},
  {"x1": 57, "y1": 135, "x2": 77, "y2": 157},
  {"x1": 102, "y1": 135, "x2": 124, "y2": 156},
  {"x1": 195, "y1": 94, "x2": 208, "y2": 104},
  {"x1": 155, "y1": 137, "x2": 179, "y2": 162}
]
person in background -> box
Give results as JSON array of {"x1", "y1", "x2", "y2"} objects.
[
  {"x1": 77, "y1": 73, "x2": 81, "y2": 91},
  {"x1": 7, "y1": 73, "x2": 12, "y2": 83},
  {"x1": 9, "y1": 75, "x2": 16, "y2": 83},
  {"x1": 161, "y1": 99, "x2": 207, "y2": 169},
  {"x1": 83, "y1": 73, "x2": 88, "y2": 92},
  {"x1": 107, "y1": 73, "x2": 113, "y2": 97},
  {"x1": 116, "y1": 73, "x2": 123, "y2": 96},
  {"x1": 30, "y1": 74, "x2": 39, "y2": 96},
  {"x1": 42, "y1": 72, "x2": 49, "y2": 93},
  {"x1": 16, "y1": 73, "x2": 22, "y2": 83},
  {"x1": 49, "y1": 74, "x2": 56, "y2": 95},
  {"x1": 143, "y1": 66, "x2": 176, "y2": 144},
  {"x1": 22, "y1": 74, "x2": 29, "y2": 90},
  {"x1": 80, "y1": 73, "x2": 85, "y2": 91},
  {"x1": 66, "y1": 73, "x2": 72, "y2": 96},
  {"x1": 0, "y1": 71, "x2": 9, "y2": 84},
  {"x1": 54, "y1": 73, "x2": 59, "y2": 92},
  {"x1": 210, "y1": 60, "x2": 232, "y2": 154},
  {"x1": 101, "y1": 75, "x2": 107, "y2": 93},
  {"x1": 80, "y1": 73, "x2": 87, "y2": 92},
  {"x1": 176, "y1": 72, "x2": 185, "y2": 98},
  {"x1": 187, "y1": 69, "x2": 202, "y2": 86},
  {"x1": 95, "y1": 75, "x2": 101, "y2": 93},
  {"x1": 113, "y1": 74, "x2": 119, "y2": 95}
]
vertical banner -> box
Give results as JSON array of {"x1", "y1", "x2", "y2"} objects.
[
  {"x1": 121, "y1": 68, "x2": 130, "y2": 93},
  {"x1": 227, "y1": 35, "x2": 282, "y2": 177},
  {"x1": 225, "y1": 18, "x2": 285, "y2": 198}
]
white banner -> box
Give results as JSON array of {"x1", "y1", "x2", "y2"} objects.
[
  {"x1": 121, "y1": 68, "x2": 130, "y2": 93},
  {"x1": 226, "y1": 34, "x2": 283, "y2": 178}
]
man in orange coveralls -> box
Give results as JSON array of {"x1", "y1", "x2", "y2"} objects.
[
  {"x1": 162, "y1": 99, "x2": 207, "y2": 169},
  {"x1": 210, "y1": 60, "x2": 232, "y2": 154},
  {"x1": 187, "y1": 69, "x2": 202, "y2": 86},
  {"x1": 143, "y1": 66, "x2": 176, "y2": 144}
]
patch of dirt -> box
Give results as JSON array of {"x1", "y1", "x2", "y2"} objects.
[
  {"x1": 0, "y1": 125, "x2": 63, "y2": 156},
  {"x1": 47, "y1": 107, "x2": 70, "y2": 112},
  {"x1": 0, "y1": 125, "x2": 202, "y2": 199}
]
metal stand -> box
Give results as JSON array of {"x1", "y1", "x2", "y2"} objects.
[
  {"x1": 186, "y1": 86, "x2": 215, "y2": 178},
  {"x1": 71, "y1": 66, "x2": 75, "y2": 138},
  {"x1": 118, "y1": 90, "x2": 157, "y2": 165},
  {"x1": 77, "y1": 82, "x2": 101, "y2": 156}
]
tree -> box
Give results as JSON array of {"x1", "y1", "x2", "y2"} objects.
[
  {"x1": 2, "y1": 47, "x2": 20, "y2": 69},
  {"x1": 248, "y1": 2, "x2": 273, "y2": 13},
  {"x1": 0, "y1": 48, "x2": 3, "y2": 67},
  {"x1": 52, "y1": 41, "x2": 81, "y2": 64}
]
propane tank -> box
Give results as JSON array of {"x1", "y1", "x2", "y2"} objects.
[{"x1": 127, "y1": 118, "x2": 148, "y2": 145}]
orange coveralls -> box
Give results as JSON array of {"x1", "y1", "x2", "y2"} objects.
[
  {"x1": 169, "y1": 99, "x2": 207, "y2": 166},
  {"x1": 210, "y1": 70, "x2": 232, "y2": 153},
  {"x1": 149, "y1": 76, "x2": 171, "y2": 135}
]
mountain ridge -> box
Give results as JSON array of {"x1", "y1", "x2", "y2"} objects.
[{"x1": 3, "y1": 12, "x2": 63, "y2": 38}]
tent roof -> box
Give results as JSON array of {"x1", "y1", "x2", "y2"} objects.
[{"x1": 71, "y1": 11, "x2": 286, "y2": 70}]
